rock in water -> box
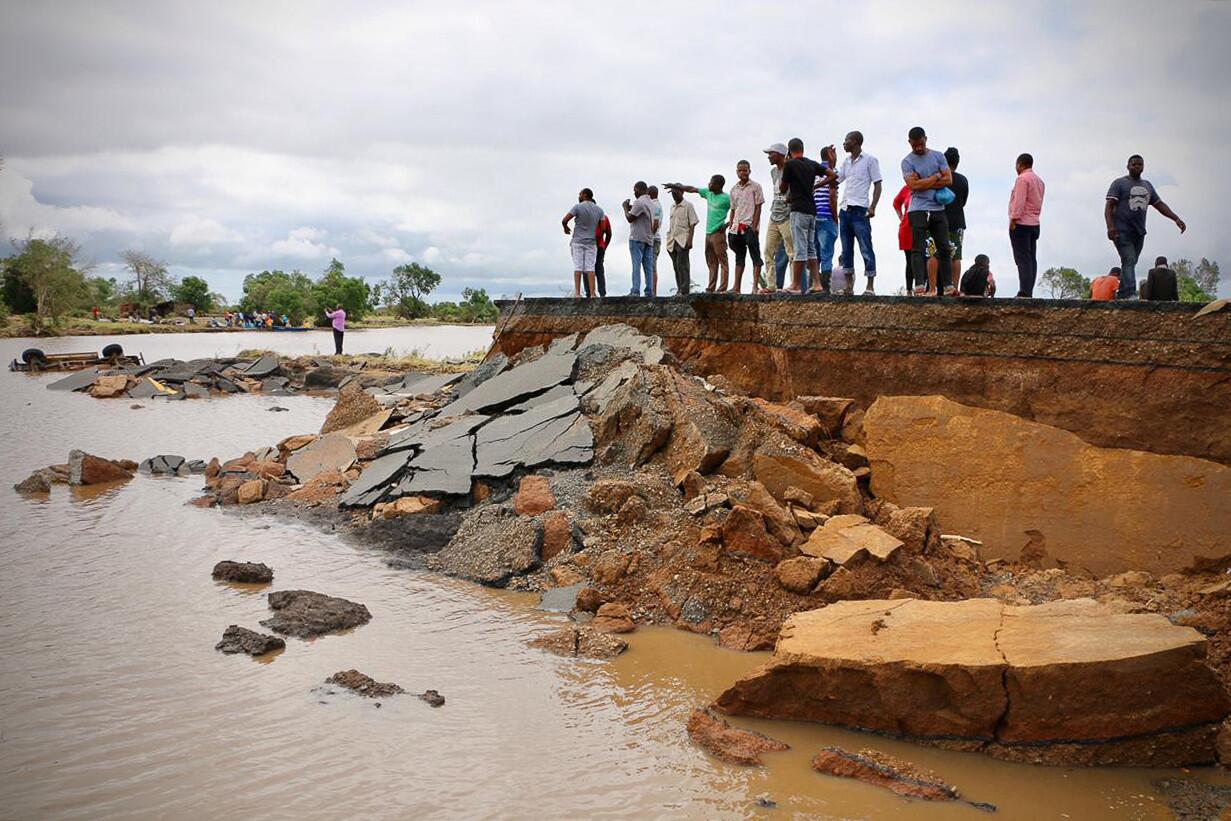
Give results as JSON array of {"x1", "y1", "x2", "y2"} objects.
[
  {"x1": 67, "y1": 449, "x2": 134, "y2": 485},
  {"x1": 215, "y1": 625, "x2": 286, "y2": 656},
  {"x1": 529, "y1": 625, "x2": 627, "y2": 659},
  {"x1": 260, "y1": 590, "x2": 372, "y2": 638},
  {"x1": 14, "y1": 472, "x2": 51, "y2": 494},
  {"x1": 713, "y1": 598, "x2": 1230, "y2": 767},
  {"x1": 326, "y1": 669, "x2": 404, "y2": 697},
  {"x1": 211, "y1": 560, "x2": 274, "y2": 584},
  {"x1": 418, "y1": 690, "x2": 446, "y2": 708},
  {"x1": 811, "y1": 747, "x2": 959, "y2": 802},
  {"x1": 686, "y1": 709, "x2": 789, "y2": 766}
]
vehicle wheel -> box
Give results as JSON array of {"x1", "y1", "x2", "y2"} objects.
[
  {"x1": 101, "y1": 343, "x2": 124, "y2": 360},
  {"x1": 21, "y1": 348, "x2": 47, "y2": 367}
]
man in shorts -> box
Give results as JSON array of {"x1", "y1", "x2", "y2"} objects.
[
  {"x1": 942, "y1": 146, "x2": 968, "y2": 295},
  {"x1": 726, "y1": 160, "x2": 765, "y2": 294},
  {"x1": 761, "y1": 143, "x2": 795, "y2": 292},
  {"x1": 562, "y1": 188, "x2": 603, "y2": 298},
  {"x1": 779, "y1": 137, "x2": 831, "y2": 293}
]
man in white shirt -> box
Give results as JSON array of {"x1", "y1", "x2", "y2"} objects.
[
  {"x1": 665, "y1": 186, "x2": 700, "y2": 295},
  {"x1": 836, "y1": 130, "x2": 883, "y2": 295}
]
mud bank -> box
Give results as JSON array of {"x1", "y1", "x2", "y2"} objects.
[{"x1": 491, "y1": 295, "x2": 1231, "y2": 465}]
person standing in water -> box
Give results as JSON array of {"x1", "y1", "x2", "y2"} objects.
[{"x1": 325, "y1": 303, "x2": 346, "y2": 355}]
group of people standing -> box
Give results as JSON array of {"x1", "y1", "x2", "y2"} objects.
[{"x1": 563, "y1": 129, "x2": 1189, "y2": 302}]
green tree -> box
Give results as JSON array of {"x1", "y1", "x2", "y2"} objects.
[
  {"x1": 84, "y1": 276, "x2": 118, "y2": 308},
  {"x1": 1, "y1": 249, "x2": 37, "y2": 314},
  {"x1": 240, "y1": 269, "x2": 315, "y2": 324},
  {"x1": 3, "y1": 236, "x2": 87, "y2": 331},
  {"x1": 1178, "y1": 276, "x2": 1214, "y2": 303},
  {"x1": 119, "y1": 249, "x2": 175, "y2": 308},
  {"x1": 1041, "y1": 266, "x2": 1091, "y2": 300},
  {"x1": 457, "y1": 287, "x2": 498, "y2": 323},
  {"x1": 173, "y1": 275, "x2": 214, "y2": 312},
  {"x1": 1172, "y1": 258, "x2": 1221, "y2": 301},
  {"x1": 385, "y1": 262, "x2": 442, "y2": 319},
  {"x1": 311, "y1": 258, "x2": 369, "y2": 326}
]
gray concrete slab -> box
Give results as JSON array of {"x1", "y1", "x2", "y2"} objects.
[
  {"x1": 338, "y1": 450, "x2": 413, "y2": 507},
  {"x1": 46, "y1": 369, "x2": 100, "y2": 392},
  {"x1": 538, "y1": 584, "x2": 583, "y2": 612},
  {"x1": 441, "y1": 349, "x2": 576, "y2": 415},
  {"x1": 244, "y1": 355, "x2": 280, "y2": 378},
  {"x1": 473, "y1": 394, "x2": 592, "y2": 477}
]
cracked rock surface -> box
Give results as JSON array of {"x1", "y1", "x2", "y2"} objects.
[{"x1": 714, "y1": 597, "x2": 1230, "y2": 767}]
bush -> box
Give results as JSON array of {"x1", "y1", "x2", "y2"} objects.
[{"x1": 311, "y1": 258, "x2": 369, "y2": 326}]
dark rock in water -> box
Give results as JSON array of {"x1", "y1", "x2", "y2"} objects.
[
  {"x1": 305, "y1": 365, "x2": 344, "y2": 388},
  {"x1": 214, "y1": 376, "x2": 241, "y2": 393},
  {"x1": 419, "y1": 689, "x2": 446, "y2": 707},
  {"x1": 1155, "y1": 778, "x2": 1231, "y2": 821},
  {"x1": 261, "y1": 375, "x2": 290, "y2": 391},
  {"x1": 326, "y1": 669, "x2": 404, "y2": 697},
  {"x1": 267, "y1": 406, "x2": 290, "y2": 412},
  {"x1": 260, "y1": 590, "x2": 372, "y2": 638},
  {"x1": 140, "y1": 454, "x2": 189, "y2": 476},
  {"x1": 181, "y1": 382, "x2": 210, "y2": 398},
  {"x1": 215, "y1": 625, "x2": 285, "y2": 656},
  {"x1": 454, "y1": 352, "x2": 508, "y2": 397},
  {"x1": 14, "y1": 471, "x2": 51, "y2": 494},
  {"x1": 187, "y1": 459, "x2": 208, "y2": 473},
  {"x1": 363, "y1": 512, "x2": 463, "y2": 560},
  {"x1": 46, "y1": 369, "x2": 101, "y2": 392},
  {"x1": 212, "y1": 560, "x2": 274, "y2": 584},
  {"x1": 244, "y1": 355, "x2": 280, "y2": 378}
]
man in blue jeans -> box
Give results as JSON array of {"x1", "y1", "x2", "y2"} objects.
[
  {"x1": 812, "y1": 146, "x2": 841, "y2": 293},
  {"x1": 836, "y1": 130, "x2": 882, "y2": 295},
  {"x1": 1104, "y1": 155, "x2": 1186, "y2": 299},
  {"x1": 622, "y1": 180, "x2": 657, "y2": 296}
]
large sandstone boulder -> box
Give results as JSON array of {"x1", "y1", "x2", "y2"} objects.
[
  {"x1": 714, "y1": 598, "x2": 1229, "y2": 767},
  {"x1": 68, "y1": 450, "x2": 134, "y2": 485},
  {"x1": 864, "y1": 395, "x2": 1231, "y2": 575},
  {"x1": 751, "y1": 443, "x2": 861, "y2": 514}
]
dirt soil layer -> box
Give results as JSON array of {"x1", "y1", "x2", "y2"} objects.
[{"x1": 491, "y1": 295, "x2": 1231, "y2": 464}]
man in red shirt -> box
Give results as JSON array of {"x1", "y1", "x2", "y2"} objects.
[{"x1": 586, "y1": 211, "x2": 613, "y2": 298}]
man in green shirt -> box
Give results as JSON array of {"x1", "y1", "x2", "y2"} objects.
[{"x1": 664, "y1": 176, "x2": 731, "y2": 292}]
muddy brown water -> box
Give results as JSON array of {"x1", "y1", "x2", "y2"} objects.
[{"x1": 0, "y1": 331, "x2": 1224, "y2": 819}]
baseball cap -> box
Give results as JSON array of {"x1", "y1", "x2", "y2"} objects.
[{"x1": 763, "y1": 143, "x2": 787, "y2": 155}]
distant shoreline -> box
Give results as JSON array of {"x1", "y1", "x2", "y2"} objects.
[{"x1": 1, "y1": 316, "x2": 494, "y2": 340}]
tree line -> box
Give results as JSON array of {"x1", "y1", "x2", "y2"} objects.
[
  {"x1": 0, "y1": 236, "x2": 497, "y2": 330},
  {"x1": 1041, "y1": 258, "x2": 1221, "y2": 301}
]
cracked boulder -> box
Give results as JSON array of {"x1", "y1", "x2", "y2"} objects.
[{"x1": 713, "y1": 598, "x2": 1229, "y2": 767}]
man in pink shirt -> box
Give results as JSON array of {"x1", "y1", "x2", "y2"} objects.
[
  {"x1": 1008, "y1": 152, "x2": 1045, "y2": 297},
  {"x1": 324, "y1": 303, "x2": 346, "y2": 355}
]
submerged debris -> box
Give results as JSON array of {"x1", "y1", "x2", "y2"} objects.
[
  {"x1": 326, "y1": 669, "x2": 404, "y2": 697},
  {"x1": 215, "y1": 625, "x2": 285, "y2": 656},
  {"x1": 211, "y1": 560, "x2": 274, "y2": 584},
  {"x1": 686, "y1": 709, "x2": 789, "y2": 766},
  {"x1": 260, "y1": 590, "x2": 372, "y2": 639}
]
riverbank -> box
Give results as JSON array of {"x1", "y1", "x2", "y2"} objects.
[{"x1": 1, "y1": 313, "x2": 493, "y2": 339}]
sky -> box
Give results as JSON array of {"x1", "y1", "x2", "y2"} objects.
[{"x1": 1, "y1": 0, "x2": 1228, "y2": 303}]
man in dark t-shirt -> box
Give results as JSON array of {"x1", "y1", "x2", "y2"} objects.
[
  {"x1": 1142, "y1": 255, "x2": 1179, "y2": 301},
  {"x1": 1104, "y1": 154, "x2": 1186, "y2": 299},
  {"x1": 779, "y1": 137, "x2": 833, "y2": 293},
  {"x1": 943, "y1": 147, "x2": 969, "y2": 294}
]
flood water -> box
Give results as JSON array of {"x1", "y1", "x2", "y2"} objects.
[
  {"x1": 7, "y1": 323, "x2": 495, "y2": 363},
  {"x1": 0, "y1": 330, "x2": 1222, "y2": 819}
]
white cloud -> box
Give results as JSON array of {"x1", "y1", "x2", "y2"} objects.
[
  {"x1": 0, "y1": 0, "x2": 1227, "y2": 300},
  {"x1": 267, "y1": 226, "x2": 338, "y2": 261},
  {"x1": 169, "y1": 214, "x2": 241, "y2": 247}
]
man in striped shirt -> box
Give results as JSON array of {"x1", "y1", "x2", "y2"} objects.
[{"x1": 812, "y1": 146, "x2": 840, "y2": 293}]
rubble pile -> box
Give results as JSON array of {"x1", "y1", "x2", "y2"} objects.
[
  {"x1": 44, "y1": 353, "x2": 456, "y2": 402},
  {"x1": 178, "y1": 322, "x2": 1231, "y2": 769}
]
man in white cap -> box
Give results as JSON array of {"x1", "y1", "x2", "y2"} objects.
[{"x1": 760, "y1": 143, "x2": 795, "y2": 292}]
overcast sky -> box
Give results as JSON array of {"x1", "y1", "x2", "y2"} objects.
[{"x1": 1, "y1": 0, "x2": 1228, "y2": 302}]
